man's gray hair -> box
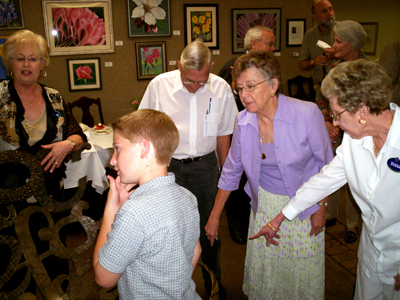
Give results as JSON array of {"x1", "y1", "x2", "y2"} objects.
[
  {"x1": 334, "y1": 20, "x2": 367, "y2": 52},
  {"x1": 244, "y1": 26, "x2": 274, "y2": 52},
  {"x1": 180, "y1": 39, "x2": 212, "y2": 71}
]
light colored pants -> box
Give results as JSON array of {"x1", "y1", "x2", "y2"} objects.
[{"x1": 355, "y1": 262, "x2": 400, "y2": 300}]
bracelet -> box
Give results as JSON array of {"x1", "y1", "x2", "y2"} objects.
[
  {"x1": 267, "y1": 222, "x2": 279, "y2": 232},
  {"x1": 318, "y1": 202, "x2": 328, "y2": 206},
  {"x1": 66, "y1": 138, "x2": 76, "y2": 150}
]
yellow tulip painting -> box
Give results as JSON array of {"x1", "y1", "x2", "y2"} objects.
[{"x1": 190, "y1": 11, "x2": 212, "y2": 42}]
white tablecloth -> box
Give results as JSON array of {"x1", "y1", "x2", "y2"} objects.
[{"x1": 64, "y1": 129, "x2": 113, "y2": 194}]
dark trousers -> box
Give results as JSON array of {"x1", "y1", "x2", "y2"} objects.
[
  {"x1": 168, "y1": 152, "x2": 221, "y2": 285},
  {"x1": 225, "y1": 172, "x2": 251, "y2": 237}
]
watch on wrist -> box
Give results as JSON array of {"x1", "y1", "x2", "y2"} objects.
[
  {"x1": 67, "y1": 138, "x2": 76, "y2": 150},
  {"x1": 318, "y1": 202, "x2": 328, "y2": 206}
]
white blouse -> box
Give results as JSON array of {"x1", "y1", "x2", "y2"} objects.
[{"x1": 283, "y1": 103, "x2": 400, "y2": 285}]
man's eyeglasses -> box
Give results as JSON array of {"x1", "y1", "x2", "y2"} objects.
[
  {"x1": 330, "y1": 109, "x2": 347, "y2": 121},
  {"x1": 12, "y1": 56, "x2": 41, "y2": 63},
  {"x1": 257, "y1": 40, "x2": 275, "y2": 48},
  {"x1": 233, "y1": 79, "x2": 268, "y2": 95},
  {"x1": 182, "y1": 76, "x2": 210, "y2": 86}
]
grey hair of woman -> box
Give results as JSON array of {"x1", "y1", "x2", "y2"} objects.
[
  {"x1": 334, "y1": 20, "x2": 367, "y2": 52},
  {"x1": 243, "y1": 26, "x2": 274, "y2": 52},
  {"x1": 232, "y1": 50, "x2": 282, "y2": 96},
  {"x1": 321, "y1": 60, "x2": 392, "y2": 116}
]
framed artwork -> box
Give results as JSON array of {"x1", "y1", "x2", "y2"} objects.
[
  {"x1": 0, "y1": 37, "x2": 8, "y2": 79},
  {"x1": 0, "y1": 0, "x2": 24, "y2": 29},
  {"x1": 42, "y1": 0, "x2": 114, "y2": 56},
  {"x1": 135, "y1": 42, "x2": 166, "y2": 80},
  {"x1": 67, "y1": 58, "x2": 101, "y2": 91},
  {"x1": 232, "y1": 8, "x2": 281, "y2": 53},
  {"x1": 360, "y1": 22, "x2": 379, "y2": 55},
  {"x1": 286, "y1": 19, "x2": 305, "y2": 47},
  {"x1": 128, "y1": 0, "x2": 170, "y2": 37},
  {"x1": 184, "y1": 4, "x2": 219, "y2": 49}
]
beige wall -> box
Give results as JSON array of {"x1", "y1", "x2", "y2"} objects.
[
  {"x1": 2, "y1": 0, "x2": 398, "y2": 123},
  {"x1": 333, "y1": 0, "x2": 400, "y2": 61}
]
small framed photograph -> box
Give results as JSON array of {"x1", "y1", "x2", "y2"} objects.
[
  {"x1": 286, "y1": 19, "x2": 305, "y2": 47},
  {"x1": 232, "y1": 8, "x2": 281, "y2": 53},
  {"x1": 42, "y1": 0, "x2": 114, "y2": 56},
  {"x1": 135, "y1": 42, "x2": 166, "y2": 80},
  {"x1": 0, "y1": 0, "x2": 24, "y2": 29},
  {"x1": 67, "y1": 58, "x2": 102, "y2": 91},
  {"x1": 360, "y1": 22, "x2": 379, "y2": 55},
  {"x1": 128, "y1": 0, "x2": 170, "y2": 37},
  {"x1": 184, "y1": 4, "x2": 219, "y2": 49}
]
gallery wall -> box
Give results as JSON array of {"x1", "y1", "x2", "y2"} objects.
[{"x1": 1, "y1": 0, "x2": 399, "y2": 124}]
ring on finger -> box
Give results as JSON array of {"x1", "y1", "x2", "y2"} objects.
[{"x1": 54, "y1": 161, "x2": 58, "y2": 165}]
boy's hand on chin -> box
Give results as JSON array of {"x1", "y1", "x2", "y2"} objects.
[{"x1": 107, "y1": 175, "x2": 136, "y2": 209}]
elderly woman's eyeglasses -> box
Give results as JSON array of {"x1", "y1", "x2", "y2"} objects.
[
  {"x1": 330, "y1": 109, "x2": 347, "y2": 121},
  {"x1": 12, "y1": 56, "x2": 41, "y2": 63},
  {"x1": 233, "y1": 79, "x2": 268, "y2": 95},
  {"x1": 182, "y1": 76, "x2": 210, "y2": 86}
]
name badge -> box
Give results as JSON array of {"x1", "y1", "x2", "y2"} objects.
[{"x1": 387, "y1": 157, "x2": 400, "y2": 173}]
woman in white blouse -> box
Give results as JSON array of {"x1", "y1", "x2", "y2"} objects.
[{"x1": 256, "y1": 60, "x2": 400, "y2": 300}]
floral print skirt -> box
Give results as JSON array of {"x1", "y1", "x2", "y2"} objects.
[{"x1": 243, "y1": 187, "x2": 325, "y2": 300}]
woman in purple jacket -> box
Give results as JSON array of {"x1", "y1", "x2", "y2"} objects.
[{"x1": 205, "y1": 50, "x2": 333, "y2": 299}]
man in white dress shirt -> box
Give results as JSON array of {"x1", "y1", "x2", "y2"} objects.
[{"x1": 139, "y1": 40, "x2": 238, "y2": 297}]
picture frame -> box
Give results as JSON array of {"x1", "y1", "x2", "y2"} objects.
[
  {"x1": 67, "y1": 58, "x2": 102, "y2": 91},
  {"x1": 0, "y1": 37, "x2": 8, "y2": 79},
  {"x1": 184, "y1": 4, "x2": 219, "y2": 49},
  {"x1": 42, "y1": 0, "x2": 114, "y2": 56},
  {"x1": 0, "y1": 0, "x2": 24, "y2": 29},
  {"x1": 128, "y1": 0, "x2": 170, "y2": 37},
  {"x1": 286, "y1": 19, "x2": 305, "y2": 47},
  {"x1": 360, "y1": 22, "x2": 379, "y2": 55},
  {"x1": 232, "y1": 8, "x2": 281, "y2": 53},
  {"x1": 135, "y1": 42, "x2": 166, "y2": 80}
]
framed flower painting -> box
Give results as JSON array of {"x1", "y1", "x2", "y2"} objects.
[
  {"x1": 0, "y1": 0, "x2": 24, "y2": 29},
  {"x1": 128, "y1": 0, "x2": 170, "y2": 37},
  {"x1": 232, "y1": 8, "x2": 281, "y2": 53},
  {"x1": 67, "y1": 58, "x2": 102, "y2": 91},
  {"x1": 42, "y1": 0, "x2": 114, "y2": 56},
  {"x1": 135, "y1": 42, "x2": 166, "y2": 80},
  {"x1": 184, "y1": 4, "x2": 218, "y2": 49}
]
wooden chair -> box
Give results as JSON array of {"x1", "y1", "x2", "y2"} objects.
[
  {"x1": 287, "y1": 75, "x2": 316, "y2": 103},
  {"x1": 68, "y1": 97, "x2": 105, "y2": 127}
]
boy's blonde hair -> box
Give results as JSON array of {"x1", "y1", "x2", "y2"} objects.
[{"x1": 111, "y1": 109, "x2": 179, "y2": 165}]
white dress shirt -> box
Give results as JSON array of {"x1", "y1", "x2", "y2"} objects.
[
  {"x1": 283, "y1": 103, "x2": 400, "y2": 285},
  {"x1": 139, "y1": 70, "x2": 238, "y2": 159}
]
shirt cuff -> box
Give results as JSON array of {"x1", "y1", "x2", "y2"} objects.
[{"x1": 282, "y1": 202, "x2": 300, "y2": 221}]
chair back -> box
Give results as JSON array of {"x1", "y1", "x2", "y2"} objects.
[
  {"x1": 287, "y1": 75, "x2": 316, "y2": 102},
  {"x1": 68, "y1": 97, "x2": 105, "y2": 127}
]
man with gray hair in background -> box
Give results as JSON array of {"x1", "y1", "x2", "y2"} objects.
[
  {"x1": 139, "y1": 40, "x2": 238, "y2": 299},
  {"x1": 300, "y1": 0, "x2": 336, "y2": 92},
  {"x1": 218, "y1": 26, "x2": 275, "y2": 245}
]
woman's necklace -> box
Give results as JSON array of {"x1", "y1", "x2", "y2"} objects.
[
  {"x1": 17, "y1": 85, "x2": 37, "y2": 107},
  {"x1": 260, "y1": 136, "x2": 266, "y2": 160},
  {"x1": 373, "y1": 110, "x2": 394, "y2": 157}
]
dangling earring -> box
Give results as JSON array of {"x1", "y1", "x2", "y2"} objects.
[
  {"x1": 358, "y1": 118, "x2": 366, "y2": 125},
  {"x1": 10, "y1": 70, "x2": 14, "y2": 77}
]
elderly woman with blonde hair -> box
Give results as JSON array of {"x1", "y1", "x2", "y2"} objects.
[
  {"x1": 263, "y1": 59, "x2": 400, "y2": 300},
  {"x1": 0, "y1": 30, "x2": 85, "y2": 198}
]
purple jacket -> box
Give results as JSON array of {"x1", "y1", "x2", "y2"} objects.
[{"x1": 219, "y1": 94, "x2": 333, "y2": 219}]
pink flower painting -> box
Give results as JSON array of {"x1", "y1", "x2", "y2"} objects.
[
  {"x1": 140, "y1": 45, "x2": 163, "y2": 77},
  {"x1": 52, "y1": 7, "x2": 106, "y2": 47},
  {"x1": 75, "y1": 66, "x2": 93, "y2": 79},
  {"x1": 236, "y1": 12, "x2": 277, "y2": 49}
]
